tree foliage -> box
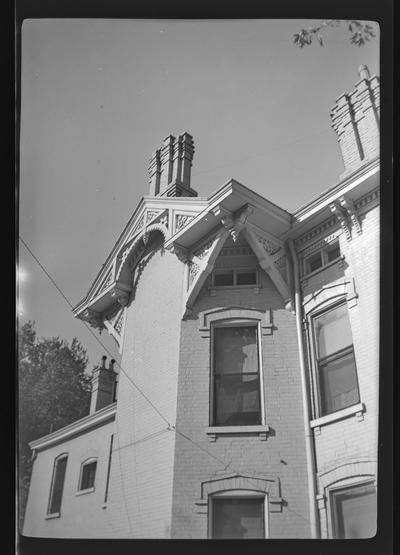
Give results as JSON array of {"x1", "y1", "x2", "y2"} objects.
[
  {"x1": 18, "y1": 321, "x2": 91, "y2": 526},
  {"x1": 294, "y1": 20, "x2": 376, "y2": 48}
]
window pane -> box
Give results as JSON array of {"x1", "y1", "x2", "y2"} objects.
[
  {"x1": 214, "y1": 327, "x2": 260, "y2": 426},
  {"x1": 332, "y1": 483, "x2": 377, "y2": 538},
  {"x1": 49, "y1": 457, "x2": 67, "y2": 514},
  {"x1": 214, "y1": 271, "x2": 234, "y2": 286},
  {"x1": 213, "y1": 498, "x2": 264, "y2": 539},
  {"x1": 214, "y1": 327, "x2": 258, "y2": 375},
  {"x1": 80, "y1": 461, "x2": 97, "y2": 490},
  {"x1": 314, "y1": 304, "x2": 353, "y2": 358},
  {"x1": 320, "y1": 349, "x2": 359, "y2": 414},
  {"x1": 236, "y1": 271, "x2": 257, "y2": 285},
  {"x1": 307, "y1": 252, "x2": 323, "y2": 272},
  {"x1": 215, "y1": 374, "x2": 261, "y2": 425},
  {"x1": 326, "y1": 243, "x2": 340, "y2": 262}
]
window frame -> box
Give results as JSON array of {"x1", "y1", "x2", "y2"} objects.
[
  {"x1": 46, "y1": 453, "x2": 68, "y2": 517},
  {"x1": 77, "y1": 457, "x2": 98, "y2": 494},
  {"x1": 303, "y1": 240, "x2": 342, "y2": 277},
  {"x1": 309, "y1": 300, "x2": 360, "y2": 419},
  {"x1": 210, "y1": 319, "x2": 265, "y2": 428},
  {"x1": 209, "y1": 490, "x2": 269, "y2": 539},
  {"x1": 211, "y1": 267, "x2": 259, "y2": 289},
  {"x1": 327, "y1": 479, "x2": 377, "y2": 539}
]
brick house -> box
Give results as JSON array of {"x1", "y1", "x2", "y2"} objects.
[{"x1": 22, "y1": 65, "x2": 379, "y2": 539}]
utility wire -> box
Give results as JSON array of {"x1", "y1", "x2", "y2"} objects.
[
  {"x1": 19, "y1": 235, "x2": 172, "y2": 428},
  {"x1": 19, "y1": 235, "x2": 314, "y2": 530}
]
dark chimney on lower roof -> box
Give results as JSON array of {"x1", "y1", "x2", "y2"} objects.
[{"x1": 89, "y1": 356, "x2": 118, "y2": 413}]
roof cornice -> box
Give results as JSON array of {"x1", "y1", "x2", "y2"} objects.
[
  {"x1": 293, "y1": 158, "x2": 379, "y2": 221},
  {"x1": 29, "y1": 402, "x2": 117, "y2": 452}
]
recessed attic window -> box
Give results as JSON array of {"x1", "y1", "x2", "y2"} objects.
[
  {"x1": 212, "y1": 269, "x2": 258, "y2": 288},
  {"x1": 304, "y1": 240, "x2": 341, "y2": 276}
]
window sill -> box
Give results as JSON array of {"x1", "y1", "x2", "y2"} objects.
[
  {"x1": 45, "y1": 512, "x2": 60, "y2": 520},
  {"x1": 75, "y1": 487, "x2": 95, "y2": 496},
  {"x1": 301, "y1": 255, "x2": 345, "y2": 282},
  {"x1": 209, "y1": 285, "x2": 260, "y2": 296},
  {"x1": 311, "y1": 402, "x2": 365, "y2": 434},
  {"x1": 206, "y1": 425, "x2": 269, "y2": 442}
]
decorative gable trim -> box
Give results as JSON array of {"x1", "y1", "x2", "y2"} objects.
[
  {"x1": 184, "y1": 230, "x2": 229, "y2": 317},
  {"x1": 103, "y1": 306, "x2": 127, "y2": 352},
  {"x1": 242, "y1": 227, "x2": 291, "y2": 304}
]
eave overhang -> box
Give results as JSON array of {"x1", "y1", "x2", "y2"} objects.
[
  {"x1": 29, "y1": 402, "x2": 117, "y2": 453},
  {"x1": 284, "y1": 158, "x2": 380, "y2": 241}
]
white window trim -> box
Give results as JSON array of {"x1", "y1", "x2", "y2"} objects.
[
  {"x1": 75, "y1": 486, "x2": 95, "y2": 496},
  {"x1": 307, "y1": 298, "x2": 361, "y2": 421},
  {"x1": 77, "y1": 457, "x2": 98, "y2": 493},
  {"x1": 208, "y1": 490, "x2": 269, "y2": 539},
  {"x1": 311, "y1": 402, "x2": 365, "y2": 433},
  {"x1": 326, "y1": 477, "x2": 377, "y2": 539},
  {"x1": 45, "y1": 512, "x2": 60, "y2": 520},
  {"x1": 208, "y1": 319, "x2": 267, "y2": 440},
  {"x1": 47, "y1": 453, "x2": 68, "y2": 517}
]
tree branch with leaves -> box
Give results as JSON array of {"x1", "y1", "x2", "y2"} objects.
[{"x1": 294, "y1": 20, "x2": 376, "y2": 48}]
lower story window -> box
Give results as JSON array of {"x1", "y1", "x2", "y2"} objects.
[
  {"x1": 330, "y1": 481, "x2": 377, "y2": 538},
  {"x1": 212, "y1": 497, "x2": 265, "y2": 539},
  {"x1": 79, "y1": 460, "x2": 97, "y2": 491},
  {"x1": 47, "y1": 454, "x2": 68, "y2": 515}
]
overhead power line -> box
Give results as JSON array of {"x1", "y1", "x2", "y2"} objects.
[{"x1": 19, "y1": 235, "x2": 313, "y2": 530}]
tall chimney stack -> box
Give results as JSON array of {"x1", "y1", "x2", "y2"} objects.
[
  {"x1": 90, "y1": 356, "x2": 118, "y2": 414},
  {"x1": 330, "y1": 65, "x2": 380, "y2": 178},
  {"x1": 148, "y1": 132, "x2": 197, "y2": 197}
]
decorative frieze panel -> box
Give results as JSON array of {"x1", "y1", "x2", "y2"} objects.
[
  {"x1": 295, "y1": 216, "x2": 339, "y2": 249},
  {"x1": 354, "y1": 187, "x2": 379, "y2": 213},
  {"x1": 299, "y1": 229, "x2": 342, "y2": 257},
  {"x1": 175, "y1": 213, "x2": 195, "y2": 232},
  {"x1": 255, "y1": 233, "x2": 281, "y2": 256},
  {"x1": 146, "y1": 210, "x2": 161, "y2": 223},
  {"x1": 219, "y1": 246, "x2": 253, "y2": 257}
]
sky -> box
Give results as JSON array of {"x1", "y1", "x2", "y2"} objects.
[{"x1": 17, "y1": 19, "x2": 379, "y2": 370}]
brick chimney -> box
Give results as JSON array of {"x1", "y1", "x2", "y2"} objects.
[
  {"x1": 148, "y1": 132, "x2": 197, "y2": 197},
  {"x1": 330, "y1": 65, "x2": 380, "y2": 178},
  {"x1": 90, "y1": 356, "x2": 118, "y2": 414}
]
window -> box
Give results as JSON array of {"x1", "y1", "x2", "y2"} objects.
[
  {"x1": 47, "y1": 455, "x2": 68, "y2": 515},
  {"x1": 330, "y1": 481, "x2": 377, "y2": 538},
  {"x1": 312, "y1": 303, "x2": 359, "y2": 417},
  {"x1": 79, "y1": 459, "x2": 97, "y2": 491},
  {"x1": 212, "y1": 324, "x2": 261, "y2": 426},
  {"x1": 212, "y1": 496, "x2": 265, "y2": 539},
  {"x1": 304, "y1": 240, "x2": 341, "y2": 275},
  {"x1": 212, "y1": 268, "x2": 257, "y2": 287}
]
